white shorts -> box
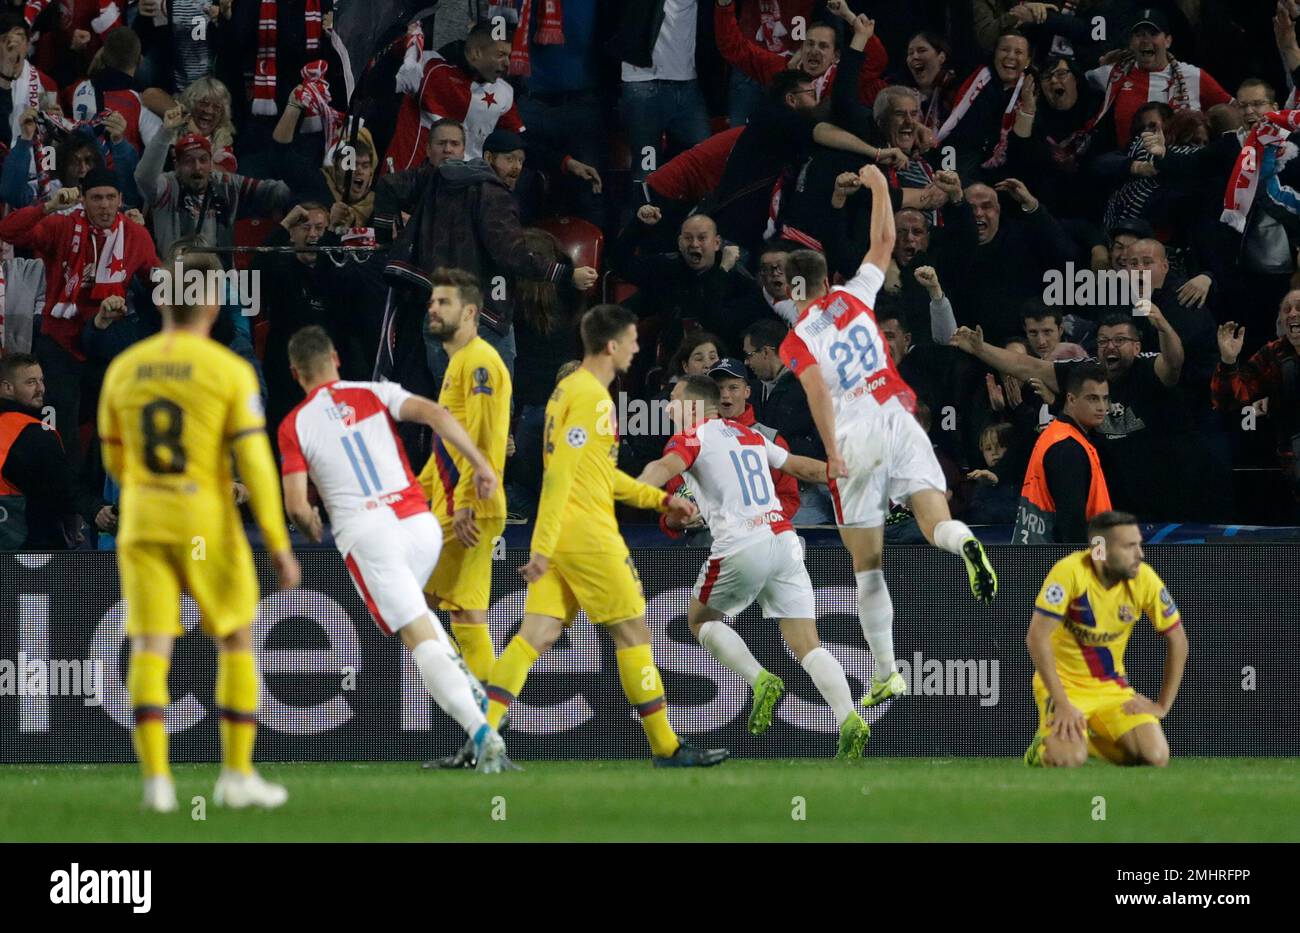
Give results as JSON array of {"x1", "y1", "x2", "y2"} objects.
[
  {"x1": 693, "y1": 531, "x2": 815, "y2": 620},
  {"x1": 829, "y1": 405, "x2": 946, "y2": 528},
  {"x1": 342, "y1": 509, "x2": 443, "y2": 635}
]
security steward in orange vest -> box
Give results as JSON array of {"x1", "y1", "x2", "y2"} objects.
[
  {"x1": 1014, "y1": 361, "x2": 1113, "y2": 544},
  {"x1": 0, "y1": 353, "x2": 114, "y2": 548}
]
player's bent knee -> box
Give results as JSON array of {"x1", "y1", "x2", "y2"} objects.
[
  {"x1": 1140, "y1": 736, "x2": 1171, "y2": 768},
  {"x1": 778, "y1": 618, "x2": 820, "y2": 659},
  {"x1": 520, "y1": 614, "x2": 564, "y2": 653},
  {"x1": 1045, "y1": 737, "x2": 1088, "y2": 768}
]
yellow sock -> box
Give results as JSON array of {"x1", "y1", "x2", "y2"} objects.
[
  {"x1": 616, "y1": 644, "x2": 680, "y2": 758},
  {"x1": 486, "y1": 635, "x2": 538, "y2": 729},
  {"x1": 215, "y1": 650, "x2": 259, "y2": 774},
  {"x1": 452, "y1": 621, "x2": 496, "y2": 683},
  {"x1": 127, "y1": 651, "x2": 171, "y2": 779}
]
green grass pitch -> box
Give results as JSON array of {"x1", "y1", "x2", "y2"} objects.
[{"x1": 2, "y1": 758, "x2": 1298, "y2": 842}]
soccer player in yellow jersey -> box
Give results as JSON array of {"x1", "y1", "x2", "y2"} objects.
[
  {"x1": 418, "y1": 268, "x2": 511, "y2": 769},
  {"x1": 97, "y1": 247, "x2": 300, "y2": 812},
  {"x1": 1025, "y1": 511, "x2": 1189, "y2": 768},
  {"x1": 485, "y1": 304, "x2": 729, "y2": 767}
]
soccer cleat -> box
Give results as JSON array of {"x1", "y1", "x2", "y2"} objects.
[
  {"x1": 747, "y1": 670, "x2": 785, "y2": 735},
  {"x1": 1024, "y1": 732, "x2": 1047, "y2": 768},
  {"x1": 423, "y1": 735, "x2": 476, "y2": 770},
  {"x1": 836, "y1": 712, "x2": 871, "y2": 760},
  {"x1": 860, "y1": 670, "x2": 907, "y2": 709},
  {"x1": 962, "y1": 537, "x2": 998, "y2": 604},
  {"x1": 214, "y1": 769, "x2": 289, "y2": 809},
  {"x1": 473, "y1": 726, "x2": 507, "y2": 774},
  {"x1": 422, "y1": 710, "x2": 511, "y2": 770},
  {"x1": 652, "y1": 740, "x2": 729, "y2": 768},
  {"x1": 141, "y1": 775, "x2": 178, "y2": 813}
]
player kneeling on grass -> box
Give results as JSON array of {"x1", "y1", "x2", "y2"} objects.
[
  {"x1": 638, "y1": 375, "x2": 873, "y2": 758},
  {"x1": 98, "y1": 245, "x2": 300, "y2": 813},
  {"x1": 277, "y1": 326, "x2": 509, "y2": 773},
  {"x1": 1024, "y1": 511, "x2": 1189, "y2": 768}
]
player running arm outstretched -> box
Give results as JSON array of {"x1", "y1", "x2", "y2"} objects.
[{"x1": 778, "y1": 163, "x2": 998, "y2": 723}]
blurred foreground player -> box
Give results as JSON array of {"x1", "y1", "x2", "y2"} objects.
[
  {"x1": 418, "y1": 269, "x2": 512, "y2": 770},
  {"x1": 278, "y1": 326, "x2": 509, "y2": 774},
  {"x1": 1024, "y1": 511, "x2": 1188, "y2": 768},
  {"x1": 779, "y1": 164, "x2": 998, "y2": 717},
  {"x1": 485, "y1": 305, "x2": 729, "y2": 767},
  {"x1": 98, "y1": 248, "x2": 299, "y2": 813},
  {"x1": 638, "y1": 375, "x2": 873, "y2": 758}
]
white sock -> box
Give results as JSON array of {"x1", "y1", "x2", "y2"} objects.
[
  {"x1": 698, "y1": 620, "x2": 764, "y2": 686},
  {"x1": 411, "y1": 637, "x2": 488, "y2": 738},
  {"x1": 933, "y1": 519, "x2": 974, "y2": 555},
  {"x1": 801, "y1": 647, "x2": 855, "y2": 725},
  {"x1": 855, "y1": 569, "x2": 896, "y2": 680}
]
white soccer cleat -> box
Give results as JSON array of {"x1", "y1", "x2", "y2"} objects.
[
  {"x1": 141, "y1": 775, "x2": 178, "y2": 813},
  {"x1": 474, "y1": 727, "x2": 507, "y2": 775},
  {"x1": 214, "y1": 769, "x2": 289, "y2": 809}
]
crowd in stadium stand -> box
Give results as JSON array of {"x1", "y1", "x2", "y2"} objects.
[{"x1": 1, "y1": 0, "x2": 1300, "y2": 551}]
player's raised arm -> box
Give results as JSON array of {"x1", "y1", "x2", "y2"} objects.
[
  {"x1": 861, "y1": 164, "x2": 896, "y2": 273},
  {"x1": 1025, "y1": 610, "x2": 1086, "y2": 743},
  {"x1": 399, "y1": 395, "x2": 499, "y2": 501}
]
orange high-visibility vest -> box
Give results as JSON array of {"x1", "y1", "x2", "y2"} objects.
[
  {"x1": 1013, "y1": 418, "x2": 1112, "y2": 544},
  {"x1": 0, "y1": 409, "x2": 41, "y2": 547}
]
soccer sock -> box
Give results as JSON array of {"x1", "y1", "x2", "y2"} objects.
[
  {"x1": 933, "y1": 519, "x2": 975, "y2": 555},
  {"x1": 215, "y1": 649, "x2": 259, "y2": 775},
  {"x1": 127, "y1": 650, "x2": 171, "y2": 779},
  {"x1": 451, "y1": 621, "x2": 496, "y2": 683},
  {"x1": 697, "y1": 620, "x2": 763, "y2": 687},
  {"x1": 801, "y1": 647, "x2": 856, "y2": 725},
  {"x1": 411, "y1": 638, "x2": 489, "y2": 737},
  {"x1": 855, "y1": 569, "x2": 897, "y2": 680},
  {"x1": 486, "y1": 635, "x2": 539, "y2": 730},
  {"x1": 616, "y1": 644, "x2": 680, "y2": 758}
]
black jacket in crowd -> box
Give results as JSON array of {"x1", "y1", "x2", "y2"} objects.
[{"x1": 751, "y1": 368, "x2": 823, "y2": 460}]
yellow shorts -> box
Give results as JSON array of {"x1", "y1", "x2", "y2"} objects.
[
  {"x1": 118, "y1": 536, "x2": 260, "y2": 639},
  {"x1": 425, "y1": 514, "x2": 506, "y2": 612},
  {"x1": 523, "y1": 542, "x2": 646, "y2": 626},
  {"x1": 1032, "y1": 672, "x2": 1159, "y2": 751}
]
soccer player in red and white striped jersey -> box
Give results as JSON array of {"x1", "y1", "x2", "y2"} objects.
[
  {"x1": 276, "y1": 326, "x2": 509, "y2": 773},
  {"x1": 636, "y1": 375, "x2": 873, "y2": 759}
]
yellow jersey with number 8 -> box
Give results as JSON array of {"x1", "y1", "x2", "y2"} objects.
[{"x1": 98, "y1": 330, "x2": 286, "y2": 549}]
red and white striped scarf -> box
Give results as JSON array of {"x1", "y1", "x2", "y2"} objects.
[
  {"x1": 1047, "y1": 62, "x2": 1128, "y2": 165},
  {"x1": 1222, "y1": 110, "x2": 1300, "y2": 233},
  {"x1": 936, "y1": 66, "x2": 1024, "y2": 169},
  {"x1": 396, "y1": 20, "x2": 426, "y2": 92},
  {"x1": 51, "y1": 209, "x2": 127, "y2": 320},
  {"x1": 292, "y1": 59, "x2": 344, "y2": 154},
  {"x1": 253, "y1": 0, "x2": 322, "y2": 117},
  {"x1": 509, "y1": 0, "x2": 565, "y2": 77},
  {"x1": 755, "y1": 0, "x2": 788, "y2": 53}
]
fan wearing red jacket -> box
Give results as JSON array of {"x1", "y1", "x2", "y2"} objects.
[
  {"x1": 385, "y1": 23, "x2": 600, "y2": 192},
  {"x1": 663, "y1": 357, "x2": 800, "y2": 539},
  {"x1": 714, "y1": 0, "x2": 889, "y2": 107},
  {"x1": 0, "y1": 168, "x2": 160, "y2": 466}
]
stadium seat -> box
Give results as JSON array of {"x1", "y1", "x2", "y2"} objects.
[
  {"x1": 535, "y1": 216, "x2": 603, "y2": 298},
  {"x1": 232, "y1": 217, "x2": 275, "y2": 271}
]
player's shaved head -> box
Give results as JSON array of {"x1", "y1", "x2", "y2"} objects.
[{"x1": 288, "y1": 325, "x2": 336, "y2": 379}]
